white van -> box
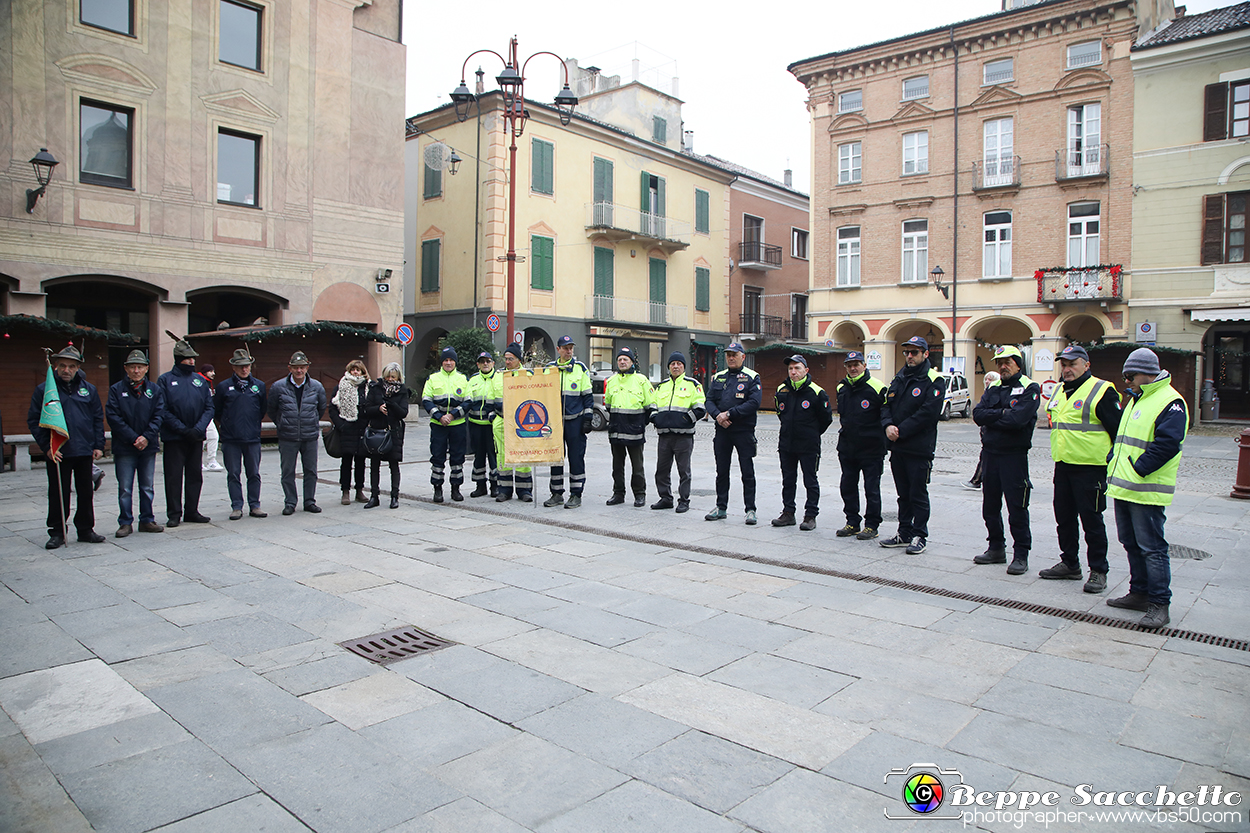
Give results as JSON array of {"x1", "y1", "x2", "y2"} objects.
[{"x1": 940, "y1": 373, "x2": 971, "y2": 420}]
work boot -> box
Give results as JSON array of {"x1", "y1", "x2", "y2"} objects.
[
  {"x1": 341, "y1": 491, "x2": 351, "y2": 506},
  {"x1": 856, "y1": 527, "x2": 878, "y2": 540},
  {"x1": 364, "y1": 494, "x2": 380, "y2": 509},
  {"x1": 184, "y1": 513, "x2": 212, "y2": 523},
  {"x1": 303, "y1": 504, "x2": 321, "y2": 514},
  {"x1": 1138, "y1": 604, "x2": 1170, "y2": 629},
  {"x1": 489, "y1": 484, "x2": 498, "y2": 498},
  {"x1": 799, "y1": 516, "x2": 817, "y2": 531},
  {"x1": 451, "y1": 487, "x2": 464, "y2": 502},
  {"x1": 835, "y1": 524, "x2": 860, "y2": 537},
  {"x1": 116, "y1": 524, "x2": 133, "y2": 538},
  {"x1": 432, "y1": 487, "x2": 444, "y2": 504},
  {"x1": 470, "y1": 484, "x2": 488, "y2": 498},
  {"x1": 46, "y1": 535, "x2": 65, "y2": 550},
  {"x1": 355, "y1": 488, "x2": 367, "y2": 503},
  {"x1": 78, "y1": 531, "x2": 106, "y2": 543},
  {"x1": 139, "y1": 522, "x2": 164, "y2": 533},
  {"x1": 543, "y1": 494, "x2": 564, "y2": 507},
  {"x1": 496, "y1": 490, "x2": 513, "y2": 502},
  {"x1": 651, "y1": 498, "x2": 674, "y2": 510},
  {"x1": 772, "y1": 512, "x2": 796, "y2": 527},
  {"x1": 1083, "y1": 572, "x2": 1107, "y2": 594},
  {"x1": 1006, "y1": 556, "x2": 1029, "y2": 576},
  {"x1": 1038, "y1": 561, "x2": 1082, "y2": 580},
  {"x1": 1106, "y1": 592, "x2": 1150, "y2": 611},
  {"x1": 974, "y1": 546, "x2": 1007, "y2": 565},
  {"x1": 390, "y1": 493, "x2": 400, "y2": 509},
  {"x1": 633, "y1": 495, "x2": 646, "y2": 507},
  {"x1": 606, "y1": 494, "x2": 626, "y2": 506},
  {"x1": 518, "y1": 492, "x2": 533, "y2": 502},
  {"x1": 564, "y1": 494, "x2": 581, "y2": 509},
  {"x1": 676, "y1": 501, "x2": 689, "y2": 514}
]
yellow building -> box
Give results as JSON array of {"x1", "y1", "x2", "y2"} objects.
[
  {"x1": 1131, "y1": 3, "x2": 1250, "y2": 418},
  {"x1": 404, "y1": 66, "x2": 734, "y2": 384}
]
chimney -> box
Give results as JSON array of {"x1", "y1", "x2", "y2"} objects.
[
  {"x1": 474, "y1": 68, "x2": 485, "y2": 95},
  {"x1": 683, "y1": 130, "x2": 694, "y2": 153},
  {"x1": 1175, "y1": 4, "x2": 1185, "y2": 15},
  {"x1": 587, "y1": 65, "x2": 601, "y2": 93},
  {"x1": 672, "y1": 77, "x2": 679, "y2": 97},
  {"x1": 632, "y1": 58, "x2": 640, "y2": 81},
  {"x1": 784, "y1": 169, "x2": 793, "y2": 188}
]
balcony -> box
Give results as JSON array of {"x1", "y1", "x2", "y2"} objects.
[
  {"x1": 973, "y1": 155, "x2": 1021, "y2": 190},
  {"x1": 738, "y1": 240, "x2": 783, "y2": 270},
  {"x1": 585, "y1": 203, "x2": 691, "y2": 253},
  {"x1": 586, "y1": 295, "x2": 688, "y2": 329},
  {"x1": 1055, "y1": 144, "x2": 1109, "y2": 182},
  {"x1": 1036, "y1": 266, "x2": 1123, "y2": 306},
  {"x1": 738, "y1": 313, "x2": 807, "y2": 341}
]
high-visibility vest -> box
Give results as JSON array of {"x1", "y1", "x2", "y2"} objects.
[
  {"x1": 466, "y1": 371, "x2": 495, "y2": 424},
  {"x1": 1106, "y1": 378, "x2": 1186, "y2": 505},
  {"x1": 1049, "y1": 375, "x2": 1113, "y2": 465}
]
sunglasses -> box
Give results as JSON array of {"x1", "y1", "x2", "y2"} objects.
[
  {"x1": 902, "y1": 349, "x2": 922, "y2": 356},
  {"x1": 1123, "y1": 373, "x2": 1137, "y2": 382}
]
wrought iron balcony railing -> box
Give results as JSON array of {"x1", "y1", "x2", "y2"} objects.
[
  {"x1": 585, "y1": 203, "x2": 691, "y2": 251},
  {"x1": 1055, "y1": 143, "x2": 1109, "y2": 181},
  {"x1": 1036, "y1": 266, "x2": 1123, "y2": 304},
  {"x1": 738, "y1": 313, "x2": 806, "y2": 341},
  {"x1": 973, "y1": 155, "x2": 1021, "y2": 190},
  {"x1": 586, "y1": 295, "x2": 688, "y2": 328},
  {"x1": 738, "y1": 240, "x2": 783, "y2": 269}
]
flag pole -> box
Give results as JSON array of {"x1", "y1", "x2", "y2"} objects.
[{"x1": 42, "y1": 348, "x2": 69, "y2": 546}]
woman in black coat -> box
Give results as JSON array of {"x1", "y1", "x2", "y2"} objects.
[
  {"x1": 329, "y1": 360, "x2": 370, "y2": 504},
  {"x1": 362, "y1": 362, "x2": 409, "y2": 508}
]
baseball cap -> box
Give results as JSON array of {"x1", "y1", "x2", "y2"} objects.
[
  {"x1": 902, "y1": 336, "x2": 928, "y2": 351},
  {"x1": 556, "y1": 335, "x2": 575, "y2": 347},
  {"x1": 844, "y1": 350, "x2": 865, "y2": 363}
]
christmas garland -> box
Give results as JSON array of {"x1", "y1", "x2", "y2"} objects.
[
  {"x1": 235, "y1": 321, "x2": 402, "y2": 347},
  {"x1": 0, "y1": 314, "x2": 142, "y2": 344},
  {"x1": 1035, "y1": 265, "x2": 1123, "y2": 303}
]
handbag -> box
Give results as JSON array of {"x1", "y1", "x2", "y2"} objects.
[
  {"x1": 363, "y1": 427, "x2": 394, "y2": 458},
  {"x1": 322, "y1": 425, "x2": 343, "y2": 458}
]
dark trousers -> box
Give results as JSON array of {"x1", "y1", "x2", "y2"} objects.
[
  {"x1": 163, "y1": 439, "x2": 204, "y2": 521},
  {"x1": 223, "y1": 441, "x2": 263, "y2": 511},
  {"x1": 46, "y1": 455, "x2": 95, "y2": 537},
  {"x1": 1114, "y1": 499, "x2": 1171, "y2": 605},
  {"x1": 430, "y1": 422, "x2": 467, "y2": 487},
  {"x1": 279, "y1": 438, "x2": 319, "y2": 508},
  {"x1": 655, "y1": 434, "x2": 694, "y2": 502},
  {"x1": 890, "y1": 453, "x2": 932, "y2": 539},
  {"x1": 713, "y1": 430, "x2": 756, "y2": 511},
  {"x1": 370, "y1": 457, "x2": 401, "y2": 497},
  {"x1": 982, "y1": 452, "x2": 1032, "y2": 557},
  {"x1": 339, "y1": 454, "x2": 366, "y2": 492},
  {"x1": 549, "y1": 422, "x2": 587, "y2": 496},
  {"x1": 468, "y1": 422, "x2": 497, "y2": 488},
  {"x1": 611, "y1": 443, "x2": 646, "y2": 497},
  {"x1": 780, "y1": 451, "x2": 820, "y2": 518},
  {"x1": 1053, "y1": 462, "x2": 1109, "y2": 574},
  {"x1": 839, "y1": 452, "x2": 884, "y2": 529}
]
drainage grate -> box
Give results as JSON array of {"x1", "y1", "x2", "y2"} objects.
[
  {"x1": 340, "y1": 627, "x2": 455, "y2": 665},
  {"x1": 1171, "y1": 544, "x2": 1212, "y2": 561}
]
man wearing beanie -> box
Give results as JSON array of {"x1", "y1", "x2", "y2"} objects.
[
  {"x1": 971, "y1": 345, "x2": 1040, "y2": 576},
  {"x1": 491, "y1": 343, "x2": 533, "y2": 502},
  {"x1": 422, "y1": 346, "x2": 470, "y2": 502},
  {"x1": 604, "y1": 345, "x2": 655, "y2": 507},
  {"x1": 834, "y1": 351, "x2": 888, "y2": 540},
  {"x1": 158, "y1": 337, "x2": 214, "y2": 526},
  {"x1": 880, "y1": 336, "x2": 945, "y2": 554},
  {"x1": 1106, "y1": 347, "x2": 1187, "y2": 629},
  {"x1": 466, "y1": 351, "x2": 499, "y2": 498},
  {"x1": 651, "y1": 351, "x2": 704, "y2": 513},
  {"x1": 772, "y1": 354, "x2": 833, "y2": 530}
]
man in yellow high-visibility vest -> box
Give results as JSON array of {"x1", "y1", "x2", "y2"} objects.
[{"x1": 1106, "y1": 347, "x2": 1188, "y2": 629}]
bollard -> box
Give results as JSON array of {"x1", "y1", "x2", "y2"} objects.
[{"x1": 1233, "y1": 429, "x2": 1250, "y2": 500}]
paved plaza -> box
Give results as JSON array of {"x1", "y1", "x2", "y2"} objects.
[{"x1": 2, "y1": 417, "x2": 1248, "y2": 832}]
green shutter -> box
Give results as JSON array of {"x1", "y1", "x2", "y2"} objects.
[
  {"x1": 531, "y1": 236, "x2": 554, "y2": 291},
  {"x1": 653, "y1": 116, "x2": 667, "y2": 144},
  {"x1": 695, "y1": 267, "x2": 710, "y2": 312},
  {"x1": 593, "y1": 158, "x2": 613, "y2": 203},
  {"x1": 532, "y1": 138, "x2": 553, "y2": 194},
  {"x1": 420, "y1": 239, "x2": 440, "y2": 292},
  {"x1": 695, "y1": 189, "x2": 709, "y2": 234},
  {"x1": 655, "y1": 176, "x2": 666, "y2": 217},
  {"x1": 649, "y1": 258, "x2": 667, "y2": 325},
  {"x1": 593, "y1": 246, "x2": 614, "y2": 296},
  {"x1": 423, "y1": 162, "x2": 441, "y2": 198},
  {"x1": 640, "y1": 171, "x2": 650, "y2": 213}
]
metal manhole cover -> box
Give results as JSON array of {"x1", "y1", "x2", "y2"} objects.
[
  {"x1": 1171, "y1": 544, "x2": 1212, "y2": 560},
  {"x1": 340, "y1": 627, "x2": 455, "y2": 665}
]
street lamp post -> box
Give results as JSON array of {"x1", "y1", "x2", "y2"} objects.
[
  {"x1": 931, "y1": 264, "x2": 956, "y2": 370},
  {"x1": 450, "y1": 37, "x2": 577, "y2": 343}
]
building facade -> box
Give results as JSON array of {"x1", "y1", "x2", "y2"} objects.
[
  {"x1": 789, "y1": 0, "x2": 1172, "y2": 399},
  {"x1": 1131, "y1": 2, "x2": 1250, "y2": 419}
]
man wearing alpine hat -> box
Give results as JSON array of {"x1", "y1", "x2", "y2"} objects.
[
  {"x1": 215, "y1": 348, "x2": 268, "y2": 520},
  {"x1": 105, "y1": 349, "x2": 164, "y2": 538},
  {"x1": 158, "y1": 335, "x2": 214, "y2": 526},
  {"x1": 268, "y1": 351, "x2": 327, "y2": 514},
  {"x1": 880, "y1": 336, "x2": 944, "y2": 554}
]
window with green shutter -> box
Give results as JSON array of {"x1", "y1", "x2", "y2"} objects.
[
  {"x1": 593, "y1": 246, "x2": 614, "y2": 319},
  {"x1": 649, "y1": 257, "x2": 667, "y2": 325},
  {"x1": 531, "y1": 235, "x2": 554, "y2": 290},
  {"x1": 695, "y1": 189, "x2": 710, "y2": 234},
  {"x1": 653, "y1": 116, "x2": 667, "y2": 144},
  {"x1": 593, "y1": 157, "x2": 614, "y2": 226},
  {"x1": 531, "y1": 138, "x2": 554, "y2": 195},
  {"x1": 420, "y1": 239, "x2": 440, "y2": 292},
  {"x1": 423, "y1": 161, "x2": 441, "y2": 199},
  {"x1": 695, "y1": 267, "x2": 710, "y2": 312}
]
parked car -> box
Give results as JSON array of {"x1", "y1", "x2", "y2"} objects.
[
  {"x1": 590, "y1": 371, "x2": 610, "y2": 431},
  {"x1": 940, "y1": 373, "x2": 971, "y2": 420}
]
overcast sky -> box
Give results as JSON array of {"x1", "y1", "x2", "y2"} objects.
[{"x1": 403, "y1": 0, "x2": 1225, "y2": 195}]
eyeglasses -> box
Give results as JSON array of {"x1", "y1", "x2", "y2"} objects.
[
  {"x1": 902, "y1": 349, "x2": 921, "y2": 356},
  {"x1": 1123, "y1": 373, "x2": 1137, "y2": 382}
]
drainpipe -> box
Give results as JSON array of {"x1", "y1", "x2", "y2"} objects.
[{"x1": 950, "y1": 26, "x2": 960, "y2": 369}]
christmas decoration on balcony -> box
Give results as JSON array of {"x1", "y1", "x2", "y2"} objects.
[{"x1": 1034, "y1": 265, "x2": 1124, "y2": 302}]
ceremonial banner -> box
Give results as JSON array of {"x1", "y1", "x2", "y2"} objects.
[
  {"x1": 39, "y1": 364, "x2": 70, "y2": 458},
  {"x1": 502, "y1": 367, "x2": 564, "y2": 465}
]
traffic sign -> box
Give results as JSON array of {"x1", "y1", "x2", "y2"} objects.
[
  {"x1": 486, "y1": 314, "x2": 500, "y2": 333},
  {"x1": 513, "y1": 331, "x2": 523, "y2": 345},
  {"x1": 395, "y1": 323, "x2": 414, "y2": 345}
]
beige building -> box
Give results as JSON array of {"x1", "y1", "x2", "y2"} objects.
[
  {"x1": 0, "y1": 0, "x2": 406, "y2": 384},
  {"x1": 1131, "y1": 2, "x2": 1250, "y2": 418},
  {"x1": 789, "y1": 0, "x2": 1172, "y2": 397}
]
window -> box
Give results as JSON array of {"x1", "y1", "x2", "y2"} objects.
[
  {"x1": 1204, "y1": 80, "x2": 1250, "y2": 142},
  {"x1": 1067, "y1": 103, "x2": 1102, "y2": 176},
  {"x1": 838, "y1": 142, "x2": 861, "y2": 184},
  {"x1": 743, "y1": 287, "x2": 762, "y2": 332},
  {"x1": 217, "y1": 129, "x2": 259, "y2": 206},
  {"x1": 593, "y1": 157, "x2": 613, "y2": 225},
  {"x1": 653, "y1": 116, "x2": 667, "y2": 144},
  {"x1": 983, "y1": 118, "x2": 1014, "y2": 187},
  {"x1": 792, "y1": 228, "x2": 809, "y2": 260},
  {"x1": 901, "y1": 219, "x2": 928, "y2": 283},
  {"x1": 641, "y1": 172, "x2": 666, "y2": 237},
  {"x1": 1067, "y1": 202, "x2": 1101, "y2": 268},
  {"x1": 1066, "y1": 40, "x2": 1101, "y2": 70},
  {"x1": 423, "y1": 158, "x2": 442, "y2": 199},
  {"x1": 531, "y1": 235, "x2": 554, "y2": 290},
  {"x1": 81, "y1": 0, "x2": 133, "y2": 35},
  {"x1": 79, "y1": 100, "x2": 133, "y2": 188},
  {"x1": 838, "y1": 90, "x2": 862, "y2": 113},
  {"x1": 790, "y1": 295, "x2": 808, "y2": 340},
  {"x1": 531, "y1": 138, "x2": 553, "y2": 195},
  {"x1": 983, "y1": 211, "x2": 1012, "y2": 279},
  {"x1": 903, "y1": 76, "x2": 929, "y2": 100},
  {"x1": 695, "y1": 267, "x2": 710, "y2": 312},
  {"x1": 1202, "y1": 192, "x2": 1248, "y2": 265},
  {"x1": 649, "y1": 258, "x2": 667, "y2": 325},
  {"x1": 220, "y1": 0, "x2": 262, "y2": 71},
  {"x1": 902, "y1": 131, "x2": 928, "y2": 175},
  {"x1": 592, "y1": 246, "x2": 614, "y2": 318},
  {"x1": 983, "y1": 58, "x2": 1013, "y2": 85},
  {"x1": 743, "y1": 214, "x2": 763, "y2": 244},
  {"x1": 836, "y1": 226, "x2": 860, "y2": 287},
  {"x1": 420, "y1": 239, "x2": 440, "y2": 292},
  {"x1": 695, "y1": 188, "x2": 710, "y2": 234}
]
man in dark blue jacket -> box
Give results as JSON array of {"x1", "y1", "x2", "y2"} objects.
[
  {"x1": 835, "y1": 351, "x2": 888, "y2": 540},
  {"x1": 27, "y1": 345, "x2": 107, "y2": 549},
  {"x1": 972, "y1": 345, "x2": 1041, "y2": 575},
  {"x1": 773, "y1": 355, "x2": 833, "y2": 530},
  {"x1": 105, "y1": 349, "x2": 164, "y2": 538},
  {"x1": 158, "y1": 337, "x2": 214, "y2": 526},
  {"x1": 215, "y1": 348, "x2": 268, "y2": 520},
  {"x1": 704, "y1": 343, "x2": 762, "y2": 524},
  {"x1": 880, "y1": 336, "x2": 945, "y2": 554},
  {"x1": 268, "y1": 351, "x2": 327, "y2": 514}
]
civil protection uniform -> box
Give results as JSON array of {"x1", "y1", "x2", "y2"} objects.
[
  {"x1": 422, "y1": 366, "x2": 470, "y2": 490},
  {"x1": 491, "y1": 369, "x2": 533, "y2": 500},
  {"x1": 1048, "y1": 372, "x2": 1120, "y2": 576},
  {"x1": 652, "y1": 373, "x2": 705, "y2": 506},
  {"x1": 836, "y1": 370, "x2": 888, "y2": 533},
  {"x1": 106, "y1": 371, "x2": 164, "y2": 528},
  {"x1": 158, "y1": 361, "x2": 215, "y2": 523},
  {"x1": 605, "y1": 359, "x2": 656, "y2": 502},
  {"x1": 705, "y1": 364, "x2": 762, "y2": 512},
  {"x1": 466, "y1": 368, "x2": 498, "y2": 496},
  {"x1": 214, "y1": 373, "x2": 267, "y2": 513},
  {"x1": 882, "y1": 359, "x2": 944, "y2": 542},
  {"x1": 972, "y1": 368, "x2": 1041, "y2": 565},
  {"x1": 29, "y1": 364, "x2": 106, "y2": 539},
  {"x1": 1107, "y1": 373, "x2": 1187, "y2": 607},
  {"x1": 547, "y1": 357, "x2": 593, "y2": 499},
  {"x1": 775, "y1": 374, "x2": 833, "y2": 520}
]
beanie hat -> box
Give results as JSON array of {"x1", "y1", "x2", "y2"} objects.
[
  {"x1": 199, "y1": 364, "x2": 215, "y2": 374},
  {"x1": 667, "y1": 351, "x2": 686, "y2": 367},
  {"x1": 504, "y1": 342, "x2": 523, "y2": 360},
  {"x1": 440, "y1": 346, "x2": 458, "y2": 362},
  {"x1": 616, "y1": 346, "x2": 636, "y2": 364},
  {"x1": 1123, "y1": 347, "x2": 1161, "y2": 377}
]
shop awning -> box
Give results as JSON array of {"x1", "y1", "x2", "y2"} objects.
[{"x1": 1189, "y1": 308, "x2": 1250, "y2": 322}]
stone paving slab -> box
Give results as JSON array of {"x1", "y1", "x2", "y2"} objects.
[{"x1": 537, "y1": 778, "x2": 747, "y2": 833}]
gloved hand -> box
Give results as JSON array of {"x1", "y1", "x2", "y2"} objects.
[{"x1": 582, "y1": 417, "x2": 593, "y2": 434}]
